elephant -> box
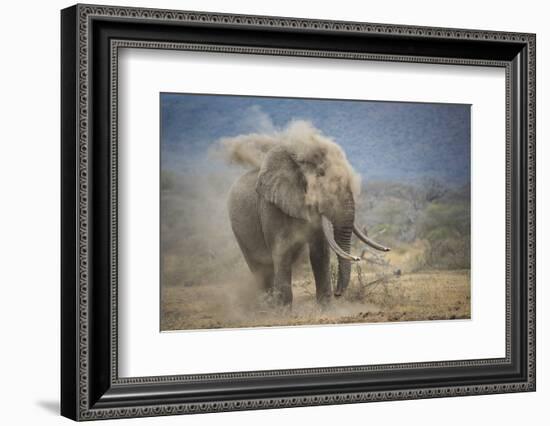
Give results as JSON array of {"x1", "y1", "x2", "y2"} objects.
[{"x1": 226, "y1": 121, "x2": 389, "y2": 306}]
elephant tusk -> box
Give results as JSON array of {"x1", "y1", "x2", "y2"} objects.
[
  {"x1": 353, "y1": 223, "x2": 390, "y2": 252},
  {"x1": 321, "y1": 216, "x2": 361, "y2": 262}
]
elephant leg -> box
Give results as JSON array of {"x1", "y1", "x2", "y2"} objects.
[
  {"x1": 261, "y1": 266, "x2": 275, "y2": 293},
  {"x1": 309, "y1": 232, "x2": 332, "y2": 304},
  {"x1": 250, "y1": 263, "x2": 274, "y2": 294},
  {"x1": 272, "y1": 247, "x2": 297, "y2": 306},
  {"x1": 231, "y1": 231, "x2": 274, "y2": 294}
]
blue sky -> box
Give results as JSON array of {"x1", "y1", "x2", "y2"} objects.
[{"x1": 160, "y1": 93, "x2": 471, "y2": 184}]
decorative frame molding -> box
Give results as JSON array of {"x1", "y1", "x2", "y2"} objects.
[{"x1": 61, "y1": 4, "x2": 536, "y2": 421}]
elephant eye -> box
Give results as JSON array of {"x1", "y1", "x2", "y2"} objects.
[{"x1": 317, "y1": 170, "x2": 325, "y2": 177}]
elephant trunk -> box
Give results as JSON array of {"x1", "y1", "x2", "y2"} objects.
[
  {"x1": 333, "y1": 225, "x2": 353, "y2": 296},
  {"x1": 332, "y1": 194, "x2": 355, "y2": 297}
]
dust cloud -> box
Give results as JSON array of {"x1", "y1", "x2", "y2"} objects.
[{"x1": 218, "y1": 120, "x2": 361, "y2": 211}]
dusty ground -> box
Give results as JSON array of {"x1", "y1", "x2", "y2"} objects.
[{"x1": 160, "y1": 267, "x2": 470, "y2": 331}]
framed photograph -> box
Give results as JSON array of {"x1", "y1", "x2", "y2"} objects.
[{"x1": 61, "y1": 4, "x2": 536, "y2": 421}]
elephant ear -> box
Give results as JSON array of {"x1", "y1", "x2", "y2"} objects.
[{"x1": 256, "y1": 146, "x2": 309, "y2": 220}]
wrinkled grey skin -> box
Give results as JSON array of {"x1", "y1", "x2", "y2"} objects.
[{"x1": 228, "y1": 145, "x2": 356, "y2": 306}]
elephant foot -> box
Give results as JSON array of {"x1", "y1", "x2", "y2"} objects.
[
  {"x1": 316, "y1": 293, "x2": 332, "y2": 307},
  {"x1": 270, "y1": 287, "x2": 293, "y2": 308}
]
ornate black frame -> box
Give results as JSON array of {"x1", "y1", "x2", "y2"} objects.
[{"x1": 61, "y1": 4, "x2": 536, "y2": 421}]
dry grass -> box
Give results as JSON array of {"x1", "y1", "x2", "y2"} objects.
[{"x1": 160, "y1": 263, "x2": 470, "y2": 331}]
